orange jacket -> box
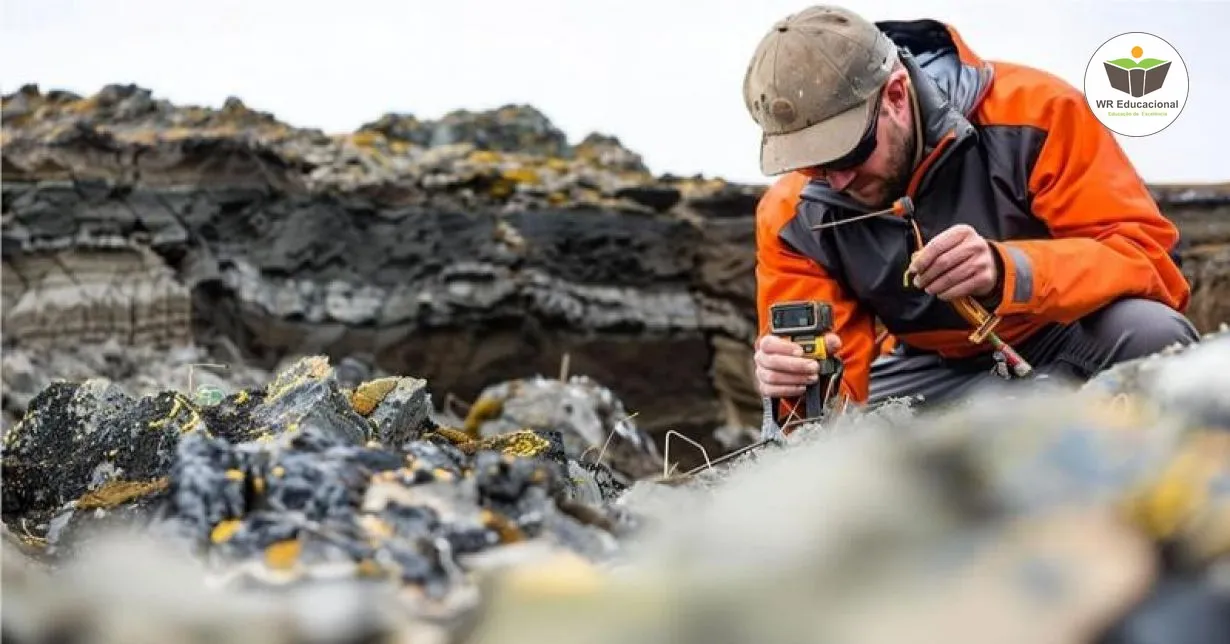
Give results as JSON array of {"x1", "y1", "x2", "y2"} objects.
[{"x1": 756, "y1": 20, "x2": 1189, "y2": 410}]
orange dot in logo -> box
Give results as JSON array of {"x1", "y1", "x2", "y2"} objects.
[{"x1": 1131, "y1": 45, "x2": 1143, "y2": 58}]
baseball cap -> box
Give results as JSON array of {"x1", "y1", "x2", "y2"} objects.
[{"x1": 743, "y1": 5, "x2": 898, "y2": 176}]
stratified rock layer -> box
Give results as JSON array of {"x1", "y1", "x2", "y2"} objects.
[{"x1": 3, "y1": 83, "x2": 1228, "y2": 465}]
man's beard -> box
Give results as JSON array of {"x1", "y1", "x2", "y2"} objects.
[{"x1": 876, "y1": 120, "x2": 918, "y2": 207}]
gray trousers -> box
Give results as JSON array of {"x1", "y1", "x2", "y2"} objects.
[{"x1": 866, "y1": 297, "x2": 1201, "y2": 408}]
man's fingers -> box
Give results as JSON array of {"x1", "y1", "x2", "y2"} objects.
[
  {"x1": 910, "y1": 225, "x2": 970, "y2": 275},
  {"x1": 759, "y1": 333, "x2": 842, "y2": 360},
  {"x1": 755, "y1": 352, "x2": 819, "y2": 375},
  {"x1": 914, "y1": 242, "x2": 978, "y2": 288},
  {"x1": 758, "y1": 334, "x2": 803, "y2": 356},
  {"x1": 761, "y1": 383, "x2": 808, "y2": 398},
  {"x1": 756, "y1": 364, "x2": 817, "y2": 387},
  {"x1": 936, "y1": 264, "x2": 994, "y2": 301},
  {"x1": 923, "y1": 258, "x2": 979, "y2": 297},
  {"x1": 936, "y1": 281, "x2": 979, "y2": 301}
]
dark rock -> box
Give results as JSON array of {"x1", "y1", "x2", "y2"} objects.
[
  {"x1": 1, "y1": 380, "x2": 197, "y2": 524},
  {"x1": 466, "y1": 374, "x2": 663, "y2": 482},
  {"x1": 614, "y1": 185, "x2": 681, "y2": 212},
  {"x1": 573, "y1": 132, "x2": 649, "y2": 174},
  {"x1": 359, "y1": 104, "x2": 571, "y2": 158}
]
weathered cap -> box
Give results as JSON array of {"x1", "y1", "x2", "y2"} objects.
[{"x1": 743, "y1": 5, "x2": 898, "y2": 175}]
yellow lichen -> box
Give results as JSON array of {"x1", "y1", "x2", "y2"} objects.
[
  {"x1": 76, "y1": 478, "x2": 169, "y2": 510},
  {"x1": 1122, "y1": 431, "x2": 1230, "y2": 541},
  {"x1": 488, "y1": 179, "x2": 515, "y2": 199},
  {"x1": 234, "y1": 390, "x2": 250, "y2": 405},
  {"x1": 360, "y1": 515, "x2": 394, "y2": 542},
  {"x1": 348, "y1": 130, "x2": 385, "y2": 148},
  {"x1": 148, "y1": 393, "x2": 201, "y2": 433},
  {"x1": 500, "y1": 166, "x2": 540, "y2": 185},
  {"x1": 431, "y1": 426, "x2": 478, "y2": 448},
  {"x1": 468, "y1": 150, "x2": 502, "y2": 165},
  {"x1": 356, "y1": 559, "x2": 384, "y2": 577},
  {"x1": 211, "y1": 519, "x2": 243, "y2": 544},
  {"x1": 225, "y1": 468, "x2": 245, "y2": 481},
  {"x1": 480, "y1": 508, "x2": 525, "y2": 544},
  {"x1": 265, "y1": 538, "x2": 302, "y2": 571},
  {"x1": 463, "y1": 395, "x2": 505, "y2": 437},
  {"x1": 158, "y1": 126, "x2": 199, "y2": 141},
  {"x1": 350, "y1": 377, "x2": 400, "y2": 416},
  {"x1": 481, "y1": 429, "x2": 551, "y2": 458},
  {"x1": 62, "y1": 96, "x2": 100, "y2": 114},
  {"x1": 432, "y1": 468, "x2": 455, "y2": 482},
  {"x1": 272, "y1": 466, "x2": 286, "y2": 478}
]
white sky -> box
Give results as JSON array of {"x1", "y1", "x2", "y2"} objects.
[{"x1": 3, "y1": 0, "x2": 1227, "y2": 186}]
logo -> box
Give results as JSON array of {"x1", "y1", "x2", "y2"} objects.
[{"x1": 1083, "y1": 32, "x2": 1188, "y2": 137}]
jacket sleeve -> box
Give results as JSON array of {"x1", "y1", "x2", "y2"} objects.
[
  {"x1": 987, "y1": 89, "x2": 1191, "y2": 323},
  {"x1": 755, "y1": 177, "x2": 877, "y2": 418}
]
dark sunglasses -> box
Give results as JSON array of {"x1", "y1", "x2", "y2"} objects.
[{"x1": 800, "y1": 89, "x2": 884, "y2": 176}]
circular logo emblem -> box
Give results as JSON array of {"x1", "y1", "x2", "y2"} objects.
[{"x1": 1082, "y1": 32, "x2": 1189, "y2": 137}]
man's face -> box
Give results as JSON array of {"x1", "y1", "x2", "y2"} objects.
[{"x1": 802, "y1": 73, "x2": 916, "y2": 209}]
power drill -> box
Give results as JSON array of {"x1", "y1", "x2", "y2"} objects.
[{"x1": 761, "y1": 300, "x2": 843, "y2": 441}]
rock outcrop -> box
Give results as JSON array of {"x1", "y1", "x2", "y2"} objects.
[
  {"x1": 1, "y1": 84, "x2": 767, "y2": 464},
  {"x1": 3, "y1": 83, "x2": 1229, "y2": 468}
]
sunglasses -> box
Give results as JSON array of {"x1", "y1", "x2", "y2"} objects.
[{"x1": 799, "y1": 89, "x2": 884, "y2": 177}]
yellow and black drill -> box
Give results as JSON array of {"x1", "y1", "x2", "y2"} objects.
[{"x1": 761, "y1": 299, "x2": 844, "y2": 441}]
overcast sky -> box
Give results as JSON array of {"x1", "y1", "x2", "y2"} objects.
[{"x1": 3, "y1": 0, "x2": 1226, "y2": 186}]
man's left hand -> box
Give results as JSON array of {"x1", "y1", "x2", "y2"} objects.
[{"x1": 908, "y1": 224, "x2": 999, "y2": 301}]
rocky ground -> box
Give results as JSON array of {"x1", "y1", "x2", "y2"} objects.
[
  {"x1": 4, "y1": 330, "x2": 1230, "y2": 643},
  {"x1": 3, "y1": 84, "x2": 1230, "y2": 643}
]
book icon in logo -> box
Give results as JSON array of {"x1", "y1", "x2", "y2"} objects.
[{"x1": 1103, "y1": 46, "x2": 1171, "y2": 97}]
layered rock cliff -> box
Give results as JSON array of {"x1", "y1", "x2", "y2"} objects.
[{"x1": 3, "y1": 83, "x2": 1229, "y2": 459}]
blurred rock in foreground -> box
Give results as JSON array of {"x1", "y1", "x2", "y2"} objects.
[{"x1": 5, "y1": 334, "x2": 1230, "y2": 643}]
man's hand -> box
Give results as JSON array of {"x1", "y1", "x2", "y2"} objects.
[
  {"x1": 754, "y1": 333, "x2": 842, "y2": 398},
  {"x1": 908, "y1": 224, "x2": 999, "y2": 301}
]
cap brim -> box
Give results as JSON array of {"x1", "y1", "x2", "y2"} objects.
[{"x1": 759, "y1": 97, "x2": 877, "y2": 176}]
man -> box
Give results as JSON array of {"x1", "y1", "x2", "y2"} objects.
[{"x1": 745, "y1": 5, "x2": 1199, "y2": 419}]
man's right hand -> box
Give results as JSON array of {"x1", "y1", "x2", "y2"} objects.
[{"x1": 754, "y1": 333, "x2": 843, "y2": 398}]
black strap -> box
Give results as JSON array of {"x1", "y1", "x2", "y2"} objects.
[{"x1": 803, "y1": 382, "x2": 825, "y2": 419}]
